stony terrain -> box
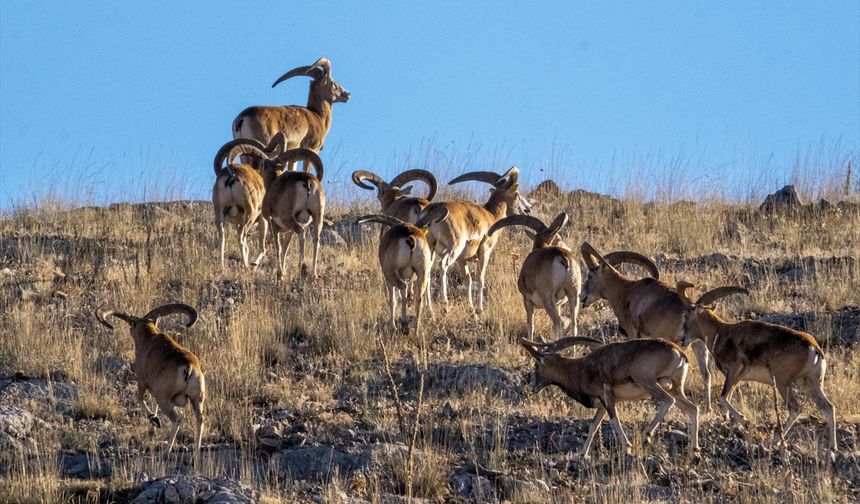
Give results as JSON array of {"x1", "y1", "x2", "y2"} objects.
[{"x1": 0, "y1": 183, "x2": 858, "y2": 503}]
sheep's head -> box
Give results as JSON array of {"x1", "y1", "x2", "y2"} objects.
[
  {"x1": 96, "y1": 303, "x2": 198, "y2": 340},
  {"x1": 676, "y1": 282, "x2": 749, "y2": 347},
  {"x1": 273, "y1": 57, "x2": 350, "y2": 105},
  {"x1": 214, "y1": 134, "x2": 286, "y2": 176},
  {"x1": 449, "y1": 166, "x2": 532, "y2": 216},
  {"x1": 519, "y1": 337, "x2": 602, "y2": 392},
  {"x1": 352, "y1": 169, "x2": 437, "y2": 209},
  {"x1": 579, "y1": 242, "x2": 660, "y2": 308},
  {"x1": 489, "y1": 212, "x2": 569, "y2": 249}
]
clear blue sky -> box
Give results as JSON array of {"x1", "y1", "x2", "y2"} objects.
[{"x1": 1, "y1": 2, "x2": 858, "y2": 208}]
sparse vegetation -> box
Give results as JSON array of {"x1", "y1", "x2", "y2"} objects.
[{"x1": 0, "y1": 174, "x2": 858, "y2": 502}]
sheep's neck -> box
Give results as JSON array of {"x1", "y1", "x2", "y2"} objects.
[{"x1": 698, "y1": 309, "x2": 729, "y2": 353}]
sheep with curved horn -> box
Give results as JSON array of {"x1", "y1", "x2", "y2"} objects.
[
  {"x1": 260, "y1": 148, "x2": 326, "y2": 279},
  {"x1": 233, "y1": 57, "x2": 350, "y2": 171},
  {"x1": 676, "y1": 282, "x2": 837, "y2": 453},
  {"x1": 520, "y1": 335, "x2": 699, "y2": 459},
  {"x1": 211, "y1": 133, "x2": 286, "y2": 268},
  {"x1": 357, "y1": 209, "x2": 449, "y2": 334},
  {"x1": 415, "y1": 166, "x2": 532, "y2": 313},
  {"x1": 352, "y1": 169, "x2": 438, "y2": 224},
  {"x1": 578, "y1": 241, "x2": 716, "y2": 413},
  {"x1": 488, "y1": 212, "x2": 581, "y2": 341},
  {"x1": 95, "y1": 303, "x2": 205, "y2": 455}
]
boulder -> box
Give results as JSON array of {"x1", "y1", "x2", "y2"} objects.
[
  {"x1": 760, "y1": 185, "x2": 802, "y2": 212},
  {"x1": 130, "y1": 475, "x2": 257, "y2": 504}
]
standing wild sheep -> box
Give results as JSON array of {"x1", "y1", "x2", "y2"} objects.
[
  {"x1": 676, "y1": 282, "x2": 837, "y2": 452},
  {"x1": 96, "y1": 303, "x2": 205, "y2": 454}
]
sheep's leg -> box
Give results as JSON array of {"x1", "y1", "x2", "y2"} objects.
[
  {"x1": 523, "y1": 297, "x2": 535, "y2": 341},
  {"x1": 419, "y1": 263, "x2": 432, "y2": 318},
  {"x1": 543, "y1": 294, "x2": 563, "y2": 342},
  {"x1": 190, "y1": 397, "x2": 205, "y2": 454},
  {"x1": 388, "y1": 285, "x2": 398, "y2": 332},
  {"x1": 462, "y1": 262, "x2": 474, "y2": 310},
  {"x1": 638, "y1": 381, "x2": 675, "y2": 444},
  {"x1": 415, "y1": 271, "x2": 426, "y2": 335},
  {"x1": 239, "y1": 223, "x2": 251, "y2": 268},
  {"x1": 667, "y1": 363, "x2": 700, "y2": 454},
  {"x1": 691, "y1": 339, "x2": 712, "y2": 413},
  {"x1": 567, "y1": 286, "x2": 580, "y2": 337},
  {"x1": 155, "y1": 398, "x2": 181, "y2": 453},
  {"x1": 475, "y1": 246, "x2": 492, "y2": 313},
  {"x1": 808, "y1": 379, "x2": 837, "y2": 452},
  {"x1": 297, "y1": 226, "x2": 307, "y2": 276},
  {"x1": 216, "y1": 213, "x2": 226, "y2": 269},
  {"x1": 603, "y1": 388, "x2": 631, "y2": 456},
  {"x1": 581, "y1": 405, "x2": 607, "y2": 459},
  {"x1": 252, "y1": 216, "x2": 268, "y2": 266},
  {"x1": 311, "y1": 214, "x2": 323, "y2": 277},
  {"x1": 773, "y1": 380, "x2": 800, "y2": 446},
  {"x1": 137, "y1": 385, "x2": 160, "y2": 428},
  {"x1": 719, "y1": 367, "x2": 748, "y2": 426},
  {"x1": 438, "y1": 251, "x2": 454, "y2": 310}
]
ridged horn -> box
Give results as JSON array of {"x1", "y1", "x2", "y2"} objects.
[
  {"x1": 309, "y1": 57, "x2": 331, "y2": 78},
  {"x1": 580, "y1": 241, "x2": 610, "y2": 270},
  {"x1": 390, "y1": 169, "x2": 438, "y2": 201},
  {"x1": 274, "y1": 148, "x2": 324, "y2": 181},
  {"x1": 414, "y1": 205, "x2": 450, "y2": 228},
  {"x1": 357, "y1": 214, "x2": 404, "y2": 228},
  {"x1": 213, "y1": 138, "x2": 268, "y2": 176},
  {"x1": 448, "y1": 171, "x2": 503, "y2": 186},
  {"x1": 352, "y1": 170, "x2": 385, "y2": 190},
  {"x1": 676, "y1": 281, "x2": 695, "y2": 308},
  {"x1": 530, "y1": 336, "x2": 603, "y2": 353},
  {"x1": 142, "y1": 303, "x2": 198, "y2": 328},
  {"x1": 272, "y1": 64, "x2": 314, "y2": 88},
  {"x1": 95, "y1": 308, "x2": 136, "y2": 330},
  {"x1": 603, "y1": 251, "x2": 660, "y2": 280},
  {"x1": 544, "y1": 212, "x2": 569, "y2": 238},
  {"x1": 518, "y1": 338, "x2": 544, "y2": 359},
  {"x1": 488, "y1": 215, "x2": 547, "y2": 237},
  {"x1": 696, "y1": 286, "x2": 749, "y2": 307}
]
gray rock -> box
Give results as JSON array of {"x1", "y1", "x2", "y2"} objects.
[
  {"x1": 760, "y1": 185, "x2": 802, "y2": 212},
  {"x1": 60, "y1": 452, "x2": 111, "y2": 479},
  {"x1": 321, "y1": 228, "x2": 347, "y2": 248},
  {"x1": 498, "y1": 476, "x2": 551, "y2": 501},
  {"x1": 130, "y1": 475, "x2": 256, "y2": 504},
  {"x1": 0, "y1": 404, "x2": 40, "y2": 451},
  {"x1": 452, "y1": 473, "x2": 496, "y2": 501},
  {"x1": 274, "y1": 446, "x2": 367, "y2": 481},
  {"x1": 423, "y1": 364, "x2": 523, "y2": 404}
]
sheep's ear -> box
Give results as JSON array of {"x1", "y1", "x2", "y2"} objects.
[{"x1": 400, "y1": 185, "x2": 414, "y2": 196}]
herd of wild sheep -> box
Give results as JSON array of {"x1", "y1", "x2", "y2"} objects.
[{"x1": 95, "y1": 57, "x2": 837, "y2": 462}]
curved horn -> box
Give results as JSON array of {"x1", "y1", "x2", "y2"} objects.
[
  {"x1": 357, "y1": 214, "x2": 404, "y2": 228},
  {"x1": 274, "y1": 148, "x2": 324, "y2": 181},
  {"x1": 498, "y1": 166, "x2": 521, "y2": 188},
  {"x1": 142, "y1": 303, "x2": 198, "y2": 328},
  {"x1": 309, "y1": 57, "x2": 331, "y2": 78},
  {"x1": 448, "y1": 171, "x2": 502, "y2": 186},
  {"x1": 352, "y1": 170, "x2": 385, "y2": 190},
  {"x1": 543, "y1": 212, "x2": 569, "y2": 238},
  {"x1": 272, "y1": 64, "x2": 313, "y2": 88},
  {"x1": 530, "y1": 336, "x2": 603, "y2": 353},
  {"x1": 696, "y1": 286, "x2": 749, "y2": 307},
  {"x1": 265, "y1": 132, "x2": 287, "y2": 157},
  {"x1": 213, "y1": 138, "x2": 268, "y2": 175},
  {"x1": 415, "y1": 205, "x2": 449, "y2": 228},
  {"x1": 518, "y1": 338, "x2": 544, "y2": 359},
  {"x1": 95, "y1": 308, "x2": 136, "y2": 330},
  {"x1": 580, "y1": 241, "x2": 610, "y2": 270},
  {"x1": 676, "y1": 281, "x2": 695, "y2": 308},
  {"x1": 390, "y1": 169, "x2": 438, "y2": 201},
  {"x1": 488, "y1": 215, "x2": 547, "y2": 237},
  {"x1": 603, "y1": 251, "x2": 660, "y2": 280}
]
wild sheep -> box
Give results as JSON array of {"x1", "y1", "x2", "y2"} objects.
[
  {"x1": 233, "y1": 57, "x2": 349, "y2": 171},
  {"x1": 676, "y1": 282, "x2": 837, "y2": 452},
  {"x1": 357, "y1": 210, "x2": 449, "y2": 334},
  {"x1": 488, "y1": 212, "x2": 581, "y2": 341},
  {"x1": 260, "y1": 148, "x2": 326, "y2": 279},
  {"x1": 211, "y1": 134, "x2": 285, "y2": 268},
  {"x1": 96, "y1": 303, "x2": 205, "y2": 454},
  {"x1": 352, "y1": 169, "x2": 438, "y2": 224},
  {"x1": 415, "y1": 167, "x2": 532, "y2": 313},
  {"x1": 520, "y1": 336, "x2": 700, "y2": 459},
  {"x1": 579, "y1": 242, "x2": 716, "y2": 413}
]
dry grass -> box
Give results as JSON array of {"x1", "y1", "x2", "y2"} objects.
[{"x1": 0, "y1": 180, "x2": 858, "y2": 502}]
